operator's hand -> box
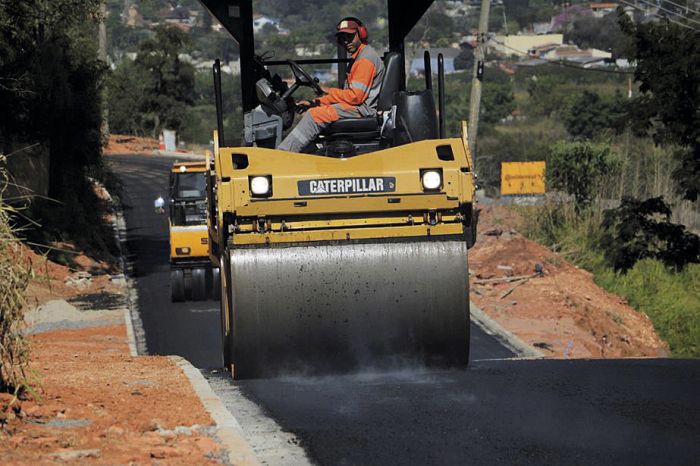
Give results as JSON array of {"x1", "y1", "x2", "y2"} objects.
[{"x1": 296, "y1": 100, "x2": 315, "y2": 113}]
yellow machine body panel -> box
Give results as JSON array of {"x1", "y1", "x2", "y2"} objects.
[
  {"x1": 170, "y1": 161, "x2": 208, "y2": 174},
  {"x1": 213, "y1": 126, "x2": 476, "y2": 247},
  {"x1": 169, "y1": 225, "x2": 209, "y2": 259}
]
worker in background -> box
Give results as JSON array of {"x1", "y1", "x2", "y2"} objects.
[
  {"x1": 278, "y1": 17, "x2": 385, "y2": 153},
  {"x1": 154, "y1": 196, "x2": 165, "y2": 214}
]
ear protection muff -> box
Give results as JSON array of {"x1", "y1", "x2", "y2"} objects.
[{"x1": 339, "y1": 16, "x2": 368, "y2": 43}]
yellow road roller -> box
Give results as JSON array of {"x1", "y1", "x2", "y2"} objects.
[
  {"x1": 168, "y1": 161, "x2": 219, "y2": 301},
  {"x1": 200, "y1": 0, "x2": 478, "y2": 378}
]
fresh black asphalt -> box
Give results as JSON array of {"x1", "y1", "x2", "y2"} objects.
[
  {"x1": 111, "y1": 154, "x2": 700, "y2": 465},
  {"x1": 228, "y1": 358, "x2": 700, "y2": 465},
  {"x1": 109, "y1": 155, "x2": 222, "y2": 367}
]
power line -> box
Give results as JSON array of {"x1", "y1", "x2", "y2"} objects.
[
  {"x1": 659, "y1": 0, "x2": 700, "y2": 17},
  {"x1": 619, "y1": 0, "x2": 699, "y2": 30},
  {"x1": 619, "y1": 0, "x2": 698, "y2": 30},
  {"x1": 634, "y1": 0, "x2": 700, "y2": 26},
  {"x1": 637, "y1": 0, "x2": 700, "y2": 24}
]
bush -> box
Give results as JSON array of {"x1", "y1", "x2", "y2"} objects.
[
  {"x1": 601, "y1": 196, "x2": 700, "y2": 271},
  {"x1": 562, "y1": 90, "x2": 627, "y2": 140},
  {"x1": 546, "y1": 141, "x2": 620, "y2": 208},
  {"x1": 526, "y1": 75, "x2": 566, "y2": 117}
]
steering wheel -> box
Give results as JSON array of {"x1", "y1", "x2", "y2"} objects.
[{"x1": 288, "y1": 60, "x2": 324, "y2": 96}]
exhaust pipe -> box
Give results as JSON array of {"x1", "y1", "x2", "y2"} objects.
[
  {"x1": 213, "y1": 59, "x2": 225, "y2": 147},
  {"x1": 423, "y1": 50, "x2": 432, "y2": 90},
  {"x1": 437, "y1": 53, "x2": 445, "y2": 139}
]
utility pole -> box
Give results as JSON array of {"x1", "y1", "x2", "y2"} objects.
[{"x1": 467, "y1": 0, "x2": 491, "y2": 158}]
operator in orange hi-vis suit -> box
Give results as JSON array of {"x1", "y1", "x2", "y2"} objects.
[{"x1": 277, "y1": 17, "x2": 385, "y2": 153}]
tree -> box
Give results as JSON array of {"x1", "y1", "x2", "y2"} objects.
[
  {"x1": 453, "y1": 43, "x2": 474, "y2": 71},
  {"x1": 565, "y1": 13, "x2": 632, "y2": 58},
  {"x1": 108, "y1": 20, "x2": 152, "y2": 58},
  {"x1": 562, "y1": 90, "x2": 627, "y2": 140},
  {"x1": 107, "y1": 59, "x2": 148, "y2": 135},
  {"x1": 0, "y1": 0, "x2": 105, "y2": 199},
  {"x1": 0, "y1": 0, "x2": 120, "y2": 268},
  {"x1": 196, "y1": 30, "x2": 239, "y2": 64},
  {"x1": 135, "y1": 25, "x2": 195, "y2": 136},
  {"x1": 110, "y1": 25, "x2": 195, "y2": 138},
  {"x1": 180, "y1": 69, "x2": 243, "y2": 145},
  {"x1": 503, "y1": 0, "x2": 554, "y2": 29},
  {"x1": 619, "y1": 14, "x2": 700, "y2": 201},
  {"x1": 481, "y1": 81, "x2": 516, "y2": 125},
  {"x1": 407, "y1": 5, "x2": 454, "y2": 44},
  {"x1": 526, "y1": 75, "x2": 564, "y2": 117},
  {"x1": 546, "y1": 141, "x2": 620, "y2": 208}
]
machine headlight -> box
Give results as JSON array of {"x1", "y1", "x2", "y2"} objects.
[
  {"x1": 421, "y1": 169, "x2": 442, "y2": 191},
  {"x1": 250, "y1": 175, "x2": 272, "y2": 197}
]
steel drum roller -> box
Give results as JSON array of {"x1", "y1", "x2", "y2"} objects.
[{"x1": 229, "y1": 239, "x2": 470, "y2": 378}]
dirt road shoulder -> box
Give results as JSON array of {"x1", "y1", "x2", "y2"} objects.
[{"x1": 1, "y1": 300, "x2": 258, "y2": 465}]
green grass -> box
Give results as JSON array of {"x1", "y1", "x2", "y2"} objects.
[
  {"x1": 517, "y1": 203, "x2": 700, "y2": 357},
  {"x1": 517, "y1": 202, "x2": 608, "y2": 271},
  {"x1": 595, "y1": 260, "x2": 700, "y2": 358}
]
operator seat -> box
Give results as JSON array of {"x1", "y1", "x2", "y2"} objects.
[{"x1": 322, "y1": 51, "x2": 403, "y2": 141}]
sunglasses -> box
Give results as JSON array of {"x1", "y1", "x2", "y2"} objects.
[{"x1": 336, "y1": 32, "x2": 357, "y2": 44}]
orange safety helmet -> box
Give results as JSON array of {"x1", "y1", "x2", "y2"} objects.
[{"x1": 336, "y1": 16, "x2": 368, "y2": 43}]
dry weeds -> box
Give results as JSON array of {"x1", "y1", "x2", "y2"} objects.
[{"x1": 0, "y1": 157, "x2": 33, "y2": 400}]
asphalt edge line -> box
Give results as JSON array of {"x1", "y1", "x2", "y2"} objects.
[
  {"x1": 470, "y1": 301, "x2": 544, "y2": 358},
  {"x1": 104, "y1": 182, "x2": 140, "y2": 357},
  {"x1": 109, "y1": 180, "x2": 148, "y2": 356},
  {"x1": 169, "y1": 356, "x2": 260, "y2": 466}
]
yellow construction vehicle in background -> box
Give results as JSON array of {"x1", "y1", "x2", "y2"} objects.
[
  {"x1": 200, "y1": 0, "x2": 478, "y2": 378},
  {"x1": 168, "y1": 161, "x2": 219, "y2": 301}
]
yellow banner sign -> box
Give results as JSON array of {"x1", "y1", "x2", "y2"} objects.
[{"x1": 500, "y1": 161, "x2": 545, "y2": 195}]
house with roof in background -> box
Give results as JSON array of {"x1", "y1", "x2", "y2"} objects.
[
  {"x1": 252, "y1": 14, "x2": 288, "y2": 34},
  {"x1": 492, "y1": 34, "x2": 564, "y2": 57},
  {"x1": 409, "y1": 48, "x2": 461, "y2": 76},
  {"x1": 532, "y1": 22, "x2": 552, "y2": 34},
  {"x1": 542, "y1": 45, "x2": 612, "y2": 66},
  {"x1": 590, "y1": 2, "x2": 618, "y2": 17}
]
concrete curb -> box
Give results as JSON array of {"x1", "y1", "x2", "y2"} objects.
[
  {"x1": 105, "y1": 182, "x2": 140, "y2": 358},
  {"x1": 123, "y1": 309, "x2": 138, "y2": 357},
  {"x1": 170, "y1": 357, "x2": 260, "y2": 466},
  {"x1": 470, "y1": 301, "x2": 544, "y2": 359}
]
